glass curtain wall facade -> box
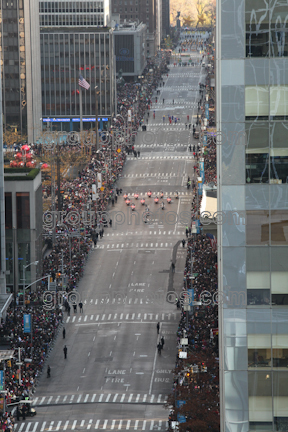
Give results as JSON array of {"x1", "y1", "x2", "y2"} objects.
[
  {"x1": 217, "y1": 1, "x2": 288, "y2": 431},
  {"x1": 40, "y1": 29, "x2": 113, "y2": 131}
]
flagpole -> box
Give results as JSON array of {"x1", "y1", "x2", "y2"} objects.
[{"x1": 79, "y1": 87, "x2": 83, "y2": 150}]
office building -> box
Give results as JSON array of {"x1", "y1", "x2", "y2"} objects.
[
  {"x1": 217, "y1": 0, "x2": 288, "y2": 431},
  {"x1": 111, "y1": 0, "x2": 158, "y2": 58},
  {"x1": 4, "y1": 168, "x2": 42, "y2": 294},
  {"x1": 114, "y1": 22, "x2": 146, "y2": 80},
  {"x1": 161, "y1": 0, "x2": 170, "y2": 39},
  {"x1": 39, "y1": 0, "x2": 115, "y2": 132},
  {"x1": 0, "y1": 0, "x2": 42, "y2": 143}
]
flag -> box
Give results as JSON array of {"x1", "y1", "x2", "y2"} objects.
[
  {"x1": 206, "y1": 233, "x2": 217, "y2": 249},
  {"x1": 78, "y1": 74, "x2": 90, "y2": 90}
]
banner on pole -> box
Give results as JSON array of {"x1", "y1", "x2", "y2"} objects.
[
  {"x1": 23, "y1": 314, "x2": 31, "y2": 333},
  {"x1": 97, "y1": 173, "x2": 102, "y2": 189},
  {"x1": 92, "y1": 184, "x2": 98, "y2": 201}
]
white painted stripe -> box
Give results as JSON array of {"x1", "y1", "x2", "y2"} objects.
[
  {"x1": 118, "y1": 420, "x2": 122, "y2": 430},
  {"x1": 71, "y1": 420, "x2": 77, "y2": 430},
  {"x1": 96, "y1": 315, "x2": 99, "y2": 321},
  {"x1": 66, "y1": 317, "x2": 70, "y2": 323},
  {"x1": 17, "y1": 424, "x2": 25, "y2": 432},
  {"x1": 55, "y1": 396, "x2": 60, "y2": 404},
  {"x1": 63, "y1": 420, "x2": 69, "y2": 430},
  {"x1": 63, "y1": 395, "x2": 67, "y2": 403},
  {"x1": 80, "y1": 420, "x2": 85, "y2": 427},
  {"x1": 25, "y1": 422, "x2": 32, "y2": 432},
  {"x1": 40, "y1": 422, "x2": 46, "y2": 432},
  {"x1": 32, "y1": 423, "x2": 39, "y2": 432},
  {"x1": 70, "y1": 395, "x2": 74, "y2": 403},
  {"x1": 121, "y1": 394, "x2": 125, "y2": 402},
  {"x1": 91, "y1": 394, "x2": 96, "y2": 402},
  {"x1": 99, "y1": 394, "x2": 103, "y2": 402},
  {"x1": 95, "y1": 420, "x2": 100, "y2": 429},
  {"x1": 87, "y1": 419, "x2": 93, "y2": 430},
  {"x1": 102, "y1": 314, "x2": 106, "y2": 320},
  {"x1": 108, "y1": 314, "x2": 111, "y2": 320},
  {"x1": 84, "y1": 394, "x2": 89, "y2": 403},
  {"x1": 136, "y1": 394, "x2": 140, "y2": 402},
  {"x1": 134, "y1": 420, "x2": 139, "y2": 430},
  {"x1": 111, "y1": 420, "x2": 116, "y2": 430},
  {"x1": 106, "y1": 394, "x2": 111, "y2": 402},
  {"x1": 143, "y1": 394, "x2": 147, "y2": 403},
  {"x1": 113, "y1": 394, "x2": 118, "y2": 402},
  {"x1": 77, "y1": 394, "x2": 82, "y2": 403},
  {"x1": 120, "y1": 313, "x2": 123, "y2": 319},
  {"x1": 142, "y1": 421, "x2": 146, "y2": 430},
  {"x1": 150, "y1": 420, "x2": 154, "y2": 430},
  {"x1": 126, "y1": 314, "x2": 129, "y2": 319},
  {"x1": 33, "y1": 397, "x2": 38, "y2": 405},
  {"x1": 56, "y1": 421, "x2": 62, "y2": 430},
  {"x1": 48, "y1": 421, "x2": 54, "y2": 431},
  {"x1": 157, "y1": 394, "x2": 162, "y2": 403},
  {"x1": 39, "y1": 397, "x2": 45, "y2": 405},
  {"x1": 126, "y1": 420, "x2": 131, "y2": 430},
  {"x1": 150, "y1": 395, "x2": 154, "y2": 403},
  {"x1": 72, "y1": 316, "x2": 76, "y2": 322},
  {"x1": 102, "y1": 420, "x2": 108, "y2": 429},
  {"x1": 128, "y1": 394, "x2": 133, "y2": 402},
  {"x1": 84, "y1": 315, "x2": 87, "y2": 322},
  {"x1": 132, "y1": 313, "x2": 135, "y2": 319}
]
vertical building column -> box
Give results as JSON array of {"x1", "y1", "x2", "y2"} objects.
[{"x1": 0, "y1": 62, "x2": 7, "y2": 294}]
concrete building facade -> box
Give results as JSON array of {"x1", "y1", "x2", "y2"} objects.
[
  {"x1": 217, "y1": 1, "x2": 288, "y2": 431},
  {"x1": 114, "y1": 22, "x2": 146, "y2": 80},
  {"x1": 0, "y1": 0, "x2": 42, "y2": 143},
  {"x1": 111, "y1": 0, "x2": 158, "y2": 58}
]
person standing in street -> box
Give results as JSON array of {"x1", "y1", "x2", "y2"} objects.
[
  {"x1": 79, "y1": 301, "x2": 83, "y2": 313},
  {"x1": 157, "y1": 343, "x2": 162, "y2": 355},
  {"x1": 182, "y1": 239, "x2": 186, "y2": 248},
  {"x1": 73, "y1": 304, "x2": 77, "y2": 313},
  {"x1": 157, "y1": 322, "x2": 160, "y2": 334},
  {"x1": 47, "y1": 365, "x2": 51, "y2": 378},
  {"x1": 63, "y1": 345, "x2": 68, "y2": 359},
  {"x1": 63, "y1": 328, "x2": 66, "y2": 339},
  {"x1": 161, "y1": 336, "x2": 165, "y2": 349}
]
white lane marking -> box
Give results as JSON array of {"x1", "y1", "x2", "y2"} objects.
[
  {"x1": 143, "y1": 394, "x2": 147, "y2": 402},
  {"x1": 126, "y1": 420, "x2": 131, "y2": 430},
  {"x1": 91, "y1": 394, "x2": 96, "y2": 402},
  {"x1": 103, "y1": 420, "x2": 108, "y2": 429},
  {"x1": 121, "y1": 394, "x2": 125, "y2": 402},
  {"x1": 142, "y1": 421, "x2": 146, "y2": 430},
  {"x1": 95, "y1": 419, "x2": 100, "y2": 429},
  {"x1": 40, "y1": 422, "x2": 46, "y2": 432},
  {"x1": 113, "y1": 394, "x2": 118, "y2": 402},
  {"x1": 63, "y1": 420, "x2": 69, "y2": 430},
  {"x1": 99, "y1": 394, "x2": 103, "y2": 402},
  {"x1": 128, "y1": 394, "x2": 133, "y2": 402},
  {"x1": 118, "y1": 420, "x2": 122, "y2": 430}
]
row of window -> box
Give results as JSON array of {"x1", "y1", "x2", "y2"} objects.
[
  {"x1": 246, "y1": 0, "x2": 288, "y2": 57},
  {"x1": 40, "y1": 14, "x2": 104, "y2": 26},
  {"x1": 39, "y1": 1, "x2": 103, "y2": 13},
  {"x1": 42, "y1": 103, "x2": 110, "y2": 116},
  {"x1": 5, "y1": 193, "x2": 30, "y2": 230}
]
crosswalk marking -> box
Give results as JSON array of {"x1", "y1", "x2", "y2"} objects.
[
  {"x1": 63, "y1": 312, "x2": 180, "y2": 324},
  {"x1": 77, "y1": 394, "x2": 82, "y2": 403},
  {"x1": 113, "y1": 393, "x2": 118, "y2": 402},
  {"x1": 14, "y1": 419, "x2": 168, "y2": 431},
  {"x1": 91, "y1": 394, "x2": 96, "y2": 402},
  {"x1": 128, "y1": 394, "x2": 133, "y2": 403},
  {"x1": 121, "y1": 394, "x2": 125, "y2": 403}
]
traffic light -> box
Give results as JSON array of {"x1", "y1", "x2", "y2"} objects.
[{"x1": 7, "y1": 360, "x2": 11, "y2": 367}]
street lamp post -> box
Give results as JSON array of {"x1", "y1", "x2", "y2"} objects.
[
  {"x1": 95, "y1": 86, "x2": 100, "y2": 152},
  {"x1": 22, "y1": 261, "x2": 39, "y2": 307}
]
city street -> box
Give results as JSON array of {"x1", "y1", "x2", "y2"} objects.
[{"x1": 14, "y1": 48, "x2": 204, "y2": 432}]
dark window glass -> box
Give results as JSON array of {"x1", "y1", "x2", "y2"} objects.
[
  {"x1": 16, "y1": 192, "x2": 30, "y2": 229},
  {"x1": 5, "y1": 193, "x2": 12, "y2": 229}
]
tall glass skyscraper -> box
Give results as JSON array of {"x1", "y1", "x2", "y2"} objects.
[{"x1": 217, "y1": 1, "x2": 288, "y2": 431}]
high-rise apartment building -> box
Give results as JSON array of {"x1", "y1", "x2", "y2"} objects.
[
  {"x1": 39, "y1": 0, "x2": 115, "y2": 132},
  {"x1": 0, "y1": 0, "x2": 42, "y2": 143},
  {"x1": 111, "y1": 0, "x2": 159, "y2": 58},
  {"x1": 161, "y1": 0, "x2": 170, "y2": 39},
  {"x1": 217, "y1": 1, "x2": 288, "y2": 431}
]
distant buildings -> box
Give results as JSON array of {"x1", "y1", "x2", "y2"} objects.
[
  {"x1": 111, "y1": 0, "x2": 163, "y2": 58},
  {"x1": 39, "y1": 0, "x2": 115, "y2": 132},
  {"x1": 0, "y1": 0, "x2": 42, "y2": 143},
  {"x1": 114, "y1": 22, "x2": 147, "y2": 80}
]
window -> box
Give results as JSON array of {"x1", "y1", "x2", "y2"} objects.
[
  {"x1": 5, "y1": 193, "x2": 12, "y2": 229},
  {"x1": 16, "y1": 192, "x2": 30, "y2": 229}
]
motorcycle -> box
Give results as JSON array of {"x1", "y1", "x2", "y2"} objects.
[
  {"x1": 125, "y1": 198, "x2": 131, "y2": 205},
  {"x1": 167, "y1": 196, "x2": 172, "y2": 204},
  {"x1": 147, "y1": 191, "x2": 152, "y2": 197},
  {"x1": 131, "y1": 203, "x2": 136, "y2": 211},
  {"x1": 140, "y1": 198, "x2": 145, "y2": 205},
  {"x1": 154, "y1": 196, "x2": 159, "y2": 203},
  {"x1": 134, "y1": 193, "x2": 139, "y2": 199},
  {"x1": 123, "y1": 193, "x2": 128, "y2": 199},
  {"x1": 160, "y1": 191, "x2": 164, "y2": 199}
]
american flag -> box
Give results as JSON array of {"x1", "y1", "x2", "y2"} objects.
[{"x1": 78, "y1": 74, "x2": 90, "y2": 90}]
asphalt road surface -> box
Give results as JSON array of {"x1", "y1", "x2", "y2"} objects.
[{"x1": 14, "y1": 49, "x2": 205, "y2": 432}]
